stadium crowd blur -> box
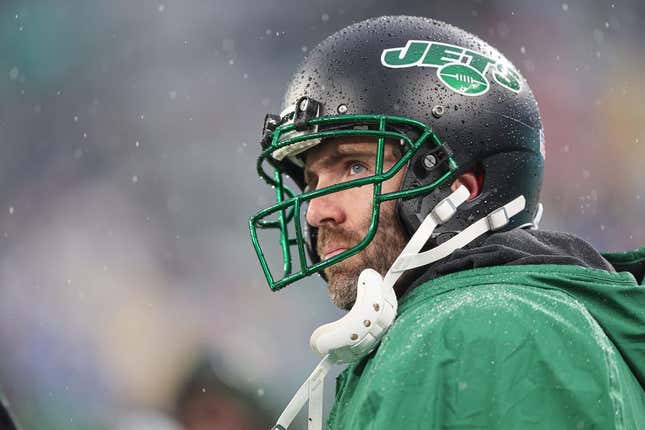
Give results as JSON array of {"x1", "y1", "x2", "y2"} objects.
[{"x1": 0, "y1": 0, "x2": 643, "y2": 428}]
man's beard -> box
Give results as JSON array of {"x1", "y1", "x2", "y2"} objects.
[{"x1": 317, "y1": 202, "x2": 408, "y2": 310}]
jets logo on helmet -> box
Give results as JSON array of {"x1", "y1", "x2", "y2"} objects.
[{"x1": 381, "y1": 40, "x2": 522, "y2": 96}]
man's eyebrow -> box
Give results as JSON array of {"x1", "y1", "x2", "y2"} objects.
[
  {"x1": 302, "y1": 142, "x2": 407, "y2": 183},
  {"x1": 334, "y1": 144, "x2": 377, "y2": 156}
]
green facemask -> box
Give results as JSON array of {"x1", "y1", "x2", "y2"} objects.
[{"x1": 249, "y1": 113, "x2": 458, "y2": 291}]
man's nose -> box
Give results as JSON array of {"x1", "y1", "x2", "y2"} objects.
[{"x1": 305, "y1": 191, "x2": 347, "y2": 227}]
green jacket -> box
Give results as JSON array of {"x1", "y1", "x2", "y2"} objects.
[{"x1": 327, "y1": 251, "x2": 645, "y2": 429}]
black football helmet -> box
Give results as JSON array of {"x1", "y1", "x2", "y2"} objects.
[{"x1": 250, "y1": 16, "x2": 544, "y2": 291}]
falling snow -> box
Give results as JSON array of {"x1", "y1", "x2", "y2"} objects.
[{"x1": 1, "y1": 7, "x2": 643, "y2": 430}]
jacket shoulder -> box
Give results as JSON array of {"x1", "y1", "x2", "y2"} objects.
[
  {"x1": 385, "y1": 282, "x2": 602, "y2": 366},
  {"x1": 330, "y1": 283, "x2": 645, "y2": 429}
]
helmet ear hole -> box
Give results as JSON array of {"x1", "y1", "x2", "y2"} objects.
[
  {"x1": 452, "y1": 163, "x2": 485, "y2": 200},
  {"x1": 474, "y1": 162, "x2": 485, "y2": 196}
]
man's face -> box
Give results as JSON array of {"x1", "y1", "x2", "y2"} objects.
[{"x1": 304, "y1": 137, "x2": 408, "y2": 310}]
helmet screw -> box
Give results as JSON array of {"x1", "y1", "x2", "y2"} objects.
[
  {"x1": 350, "y1": 333, "x2": 359, "y2": 341},
  {"x1": 373, "y1": 303, "x2": 380, "y2": 312},
  {"x1": 265, "y1": 117, "x2": 278, "y2": 129},
  {"x1": 423, "y1": 154, "x2": 437, "y2": 170},
  {"x1": 337, "y1": 104, "x2": 348, "y2": 114},
  {"x1": 431, "y1": 105, "x2": 445, "y2": 118},
  {"x1": 363, "y1": 320, "x2": 371, "y2": 327}
]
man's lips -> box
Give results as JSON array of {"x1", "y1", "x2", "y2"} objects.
[{"x1": 321, "y1": 247, "x2": 348, "y2": 261}]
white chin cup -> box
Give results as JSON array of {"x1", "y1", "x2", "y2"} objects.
[{"x1": 310, "y1": 268, "x2": 397, "y2": 363}]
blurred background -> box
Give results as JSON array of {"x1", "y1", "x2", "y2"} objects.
[{"x1": 0, "y1": 0, "x2": 643, "y2": 429}]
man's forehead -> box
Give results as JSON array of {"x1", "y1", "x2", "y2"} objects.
[{"x1": 304, "y1": 137, "x2": 396, "y2": 167}]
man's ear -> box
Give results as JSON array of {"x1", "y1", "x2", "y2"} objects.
[{"x1": 450, "y1": 172, "x2": 484, "y2": 201}]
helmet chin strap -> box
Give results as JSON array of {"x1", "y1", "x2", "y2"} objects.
[{"x1": 271, "y1": 185, "x2": 526, "y2": 430}]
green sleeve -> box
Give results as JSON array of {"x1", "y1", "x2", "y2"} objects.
[{"x1": 329, "y1": 284, "x2": 644, "y2": 429}]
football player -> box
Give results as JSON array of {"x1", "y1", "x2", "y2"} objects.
[{"x1": 249, "y1": 16, "x2": 645, "y2": 429}]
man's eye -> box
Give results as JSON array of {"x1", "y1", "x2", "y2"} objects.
[{"x1": 349, "y1": 162, "x2": 368, "y2": 176}]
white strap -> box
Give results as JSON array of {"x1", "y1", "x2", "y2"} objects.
[
  {"x1": 533, "y1": 202, "x2": 543, "y2": 229},
  {"x1": 273, "y1": 355, "x2": 333, "y2": 430},
  {"x1": 391, "y1": 195, "x2": 526, "y2": 272},
  {"x1": 307, "y1": 362, "x2": 326, "y2": 430},
  {"x1": 382, "y1": 185, "x2": 470, "y2": 288}
]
